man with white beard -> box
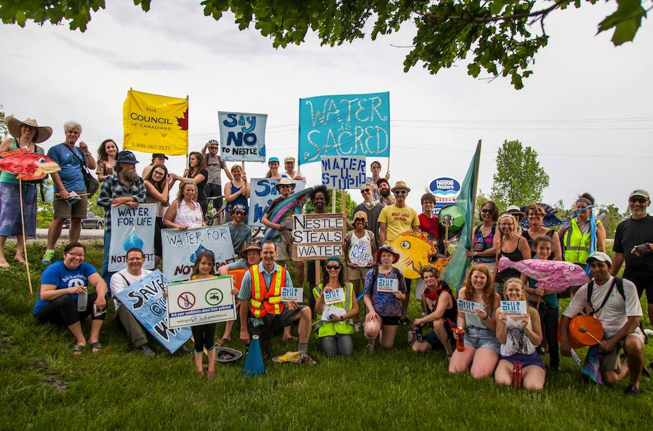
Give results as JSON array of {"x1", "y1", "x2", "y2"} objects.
[{"x1": 97, "y1": 150, "x2": 147, "y2": 285}]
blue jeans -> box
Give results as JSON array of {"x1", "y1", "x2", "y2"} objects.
[
  {"x1": 319, "y1": 334, "x2": 354, "y2": 357},
  {"x1": 100, "y1": 230, "x2": 113, "y2": 290}
]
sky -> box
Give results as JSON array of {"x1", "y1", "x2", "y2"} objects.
[{"x1": 1, "y1": 1, "x2": 651, "y2": 213}]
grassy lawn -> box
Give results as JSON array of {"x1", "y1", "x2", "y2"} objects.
[{"x1": 0, "y1": 242, "x2": 651, "y2": 430}]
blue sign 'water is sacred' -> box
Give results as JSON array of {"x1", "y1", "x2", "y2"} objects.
[
  {"x1": 218, "y1": 111, "x2": 267, "y2": 162},
  {"x1": 298, "y1": 92, "x2": 390, "y2": 165}
]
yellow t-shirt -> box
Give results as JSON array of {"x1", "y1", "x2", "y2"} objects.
[{"x1": 378, "y1": 204, "x2": 419, "y2": 243}]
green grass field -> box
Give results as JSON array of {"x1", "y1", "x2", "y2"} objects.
[{"x1": 0, "y1": 242, "x2": 651, "y2": 430}]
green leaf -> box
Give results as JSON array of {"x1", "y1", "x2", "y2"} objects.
[
  {"x1": 612, "y1": 17, "x2": 640, "y2": 45},
  {"x1": 16, "y1": 10, "x2": 25, "y2": 27}
]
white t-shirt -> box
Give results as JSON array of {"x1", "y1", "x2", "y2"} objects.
[
  {"x1": 563, "y1": 276, "x2": 642, "y2": 339},
  {"x1": 346, "y1": 230, "x2": 375, "y2": 267},
  {"x1": 110, "y1": 268, "x2": 151, "y2": 310}
]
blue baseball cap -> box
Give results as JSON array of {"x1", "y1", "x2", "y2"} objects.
[
  {"x1": 116, "y1": 150, "x2": 139, "y2": 164},
  {"x1": 268, "y1": 157, "x2": 279, "y2": 164}
]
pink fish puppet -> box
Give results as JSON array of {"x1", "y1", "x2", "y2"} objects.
[
  {"x1": 0, "y1": 148, "x2": 60, "y2": 180},
  {"x1": 498, "y1": 256, "x2": 589, "y2": 291}
]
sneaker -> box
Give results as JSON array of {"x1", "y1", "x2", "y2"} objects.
[
  {"x1": 624, "y1": 385, "x2": 641, "y2": 396},
  {"x1": 138, "y1": 344, "x2": 155, "y2": 357},
  {"x1": 41, "y1": 250, "x2": 54, "y2": 265},
  {"x1": 407, "y1": 331, "x2": 416, "y2": 345},
  {"x1": 299, "y1": 353, "x2": 317, "y2": 365}
]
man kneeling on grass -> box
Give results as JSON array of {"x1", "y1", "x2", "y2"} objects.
[
  {"x1": 238, "y1": 241, "x2": 316, "y2": 365},
  {"x1": 560, "y1": 252, "x2": 646, "y2": 396},
  {"x1": 110, "y1": 248, "x2": 156, "y2": 357}
]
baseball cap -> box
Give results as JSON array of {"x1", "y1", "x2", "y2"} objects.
[
  {"x1": 629, "y1": 189, "x2": 650, "y2": 200},
  {"x1": 284, "y1": 156, "x2": 296, "y2": 163},
  {"x1": 268, "y1": 157, "x2": 280, "y2": 164},
  {"x1": 152, "y1": 153, "x2": 168, "y2": 160},
  {"x1": 586, "y1": 251, "x2": 612, "y2": 266}
]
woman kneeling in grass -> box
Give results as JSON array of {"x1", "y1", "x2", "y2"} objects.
[
  {"x1": 495, "y1": 278, "x2": 545, "y2": 391},
  {"x1": 313, "y1": 256, "x2": 359, "y2": 357},
  {"x1": 363, "y1": 245, "x2": 407, "y2": 352},
  {"x1": 449, "y1": 264, "x2": 501, "y2": 379}
]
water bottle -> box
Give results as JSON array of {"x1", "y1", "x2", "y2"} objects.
[
  {"x1": 415, "y1": 327, "x2": 424, "y2": 342},
  {"x1": 475, "y1": 229, "x2": 484, "y2": 254},
  {"x1": 77, "y1": 287, "x2": 88, "y2": 312},
  {"x1": 453, "y1": 327, "x2": 465, "y2": 352}
]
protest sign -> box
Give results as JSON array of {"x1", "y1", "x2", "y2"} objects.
[
  {"x1": 218, "y1": 111, "x2": 267, "y2": 162},
  {"x1": 377, "y1": 278, "x2": 398, "y2": 293},
  {"x1": 292, "y1": 213, "x2": 344, "y2": 261},
  {"x1": 166, "y1": 276, "x2": 237, "y2": 328},
  {"x1": 123, "y1": 89, "x2": 188, "y2": 156},
  {"x1": 281, "y1": 287, "x2": 304, "y2": 303},
  {"x1": 113, "y1": 270, "x2": 191, "y2": 353},
  {"x1": 298, "y1": 92, "x2": 390, "y2": 165},
  {"x1": 248, "y1": 178, "x2": 306, "y2": 227},
  {"x1": 321, "y1": 156, "x2": 366, "y2": 190},
  {"x1": 501, "y1": 301, "x2": 528, "y2": 316},
  {"x1": 324, "y1": 288, "x2": 346, "y2": 305},
  {"x1": 457, "y1": 299, "x2": 485, "y2": 314},
  {"x1": 108, "y1": 204, "x2": 157, "y2": 272},
  {"x1": 161, "y1": 226, "x2": 236, "y2": 282}
]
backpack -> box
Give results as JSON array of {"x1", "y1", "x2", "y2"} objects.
[{"x1": 586, "y1": 277, "x2": 625, "y2": 315}]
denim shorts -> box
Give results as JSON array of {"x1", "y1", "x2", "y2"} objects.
[{"x1": 464, "y1": 326, "x2": 500, "y2": 354}]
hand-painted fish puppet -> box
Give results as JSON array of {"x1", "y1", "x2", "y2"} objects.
[
  {"x1": 498, "y1": 256, "x2": 589, "y2": 291},
  {"x1": 260, "y1": 187, "x2": 314, "y2": 243},
  {"x1": 0, "y1": 148, "x2": 60, "y2": 180}
]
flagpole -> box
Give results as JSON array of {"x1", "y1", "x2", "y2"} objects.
[{"x1": 469, "y1": 140, "x2": 482, "y2": 246}]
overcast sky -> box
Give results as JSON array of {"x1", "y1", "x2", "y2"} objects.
[{"x1": 1, "y1": 1, "x2": 651, "y2": 212}]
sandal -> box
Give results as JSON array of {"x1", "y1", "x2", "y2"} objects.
[
  {"x1": 216, "y1": 337, "x2": 230, "y2": 347},
  {"x1": 73, "y1": 343, "x2": 85, "y2": 355},
  {"x1": 89, "y1": 342, "x2": 103, "y2": 353}
]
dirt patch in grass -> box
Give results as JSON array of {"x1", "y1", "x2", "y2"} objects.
[{"x1": 29, "y1": 357, "x2": 68, "y2": 394}]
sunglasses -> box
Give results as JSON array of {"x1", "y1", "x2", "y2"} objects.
[
  {"x1": 326, "y1": 264, "x2": 341, "y2": 270},
  {"x1": 361, "y1": 189, "x2": 371, "y2": 194},
  {"x1": 210, "y1": 146, "x2": 219, "y2": 149},
  {"x1": 393, "y1": 190, "x2": 407, "y2": 195},
  {"x1": 481, "y1": 209, "x2": 492, "y2": 214},
  {"x1": 630, "y1": 197, "x2": 648, "y2": 204}
]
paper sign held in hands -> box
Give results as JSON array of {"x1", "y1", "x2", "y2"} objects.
[
  {"x1": 458, "y1": 299, "x2": 485, "y2": 314},
  {"x1": 322, "y1": 305, "x2": 346, "y2": 321},
  {"x1": 281, "y1": 287, "x2": 303, "y2": 303},
  {"x1": 377, "y1": 278, "x2": 398, "y2": 293},
  {"x1": 501, "y1": 301, "x2": 528, "y2": 316},
  {"x1": 324, "y1": 288, "x2": 345, "y2": 305}
]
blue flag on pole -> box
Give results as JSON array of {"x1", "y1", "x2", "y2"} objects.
[
  {"x1": 298, "y1": 92, "x2": 390, "y2": 165},
  {"x1": 442, "y1": 142, "x2": 482, "y2": 289}
]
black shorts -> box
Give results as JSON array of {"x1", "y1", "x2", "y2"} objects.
[
  {"x1": 625, "y1": 273, "x2": 653, "y2": 304},
  {"x1": 248, "y1": 305, "x2": 306, "y2": 353},
  {"x1": 423, "y1": 318, "x2": 454, "y2": 350},
  {"x1": 380, "y1": 315, "x2": 400, "y2": 326}
]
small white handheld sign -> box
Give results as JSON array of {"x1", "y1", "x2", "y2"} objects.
[
  {"x1": 324, "y1": 288, "x2": 345, "y2": 305},
  {"x1": 501, "y1": 301, "x2": 527, "y2": 316},
  {"x1": 281, "y1": 287, "x2": 303, "y2": 303},
  {"x1": 377, "y1": 278, "x2": 398, "y2": 293},
  {"x1": 457, "y1": 299, "x2": 485, "y2": 314}
]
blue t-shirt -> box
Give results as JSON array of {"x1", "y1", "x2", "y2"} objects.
[
  {"x1": 33, "y1": 261, "x2": 98, "y2": 315},
  {"x1": 47, "y1": 143, "x2": 87, "y2": 192}
]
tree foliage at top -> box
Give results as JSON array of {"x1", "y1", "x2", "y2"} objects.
[
  {"x1": 0, "y1": 0, "x2": 649, "y2": 89},
  {"x1": 490, "y1": 139, "x2": 550, "y2": 207}
]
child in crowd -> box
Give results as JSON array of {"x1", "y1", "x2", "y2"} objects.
[
  {"x1": 495, "y1": 278, "x2": 545, "y2": 391},
  {"x1": 525, "y1": 235, "x2": 561, "y2": 370},
  {"x1": 190, "y1": 251, "x2": 218, "y2": 377}
]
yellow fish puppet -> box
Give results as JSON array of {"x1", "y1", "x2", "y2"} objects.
[{"x1": 389, "y1": 231, "x2": 451, "y2": 279}]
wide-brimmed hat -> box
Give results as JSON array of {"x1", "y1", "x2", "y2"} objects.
[
  {"x1": 239, "y1": 243, "x2": 261, "y2": 259},
  {"x1": 275, "y1": 178, "x2": 295, "y2": 191},
  {"x1": 353, "y1": 211, "x2": 368, "y2": 223},
  {"x1": 6, "y1": 116, "x2": 53, "y2": 143},
  {"x1": 391, "y1": 181, "x2": 411, "y2": 193},
  {"x1": 504, "y1": 205, "x2": 525, "y2": 219},
  {"x1": 375, "y1": 245, "x2": 400, "y2": 264},
  {"x1": 116, "y1": 150, "x2": 139, "y2": 164}
]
